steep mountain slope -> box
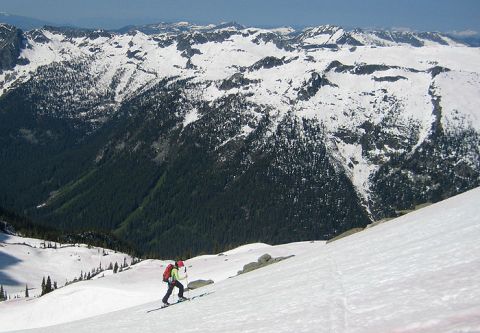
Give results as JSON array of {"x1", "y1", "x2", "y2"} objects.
[
  {"x1": 1, "y1": 187, "x2": 479, "y2": 332},
  {"x1": 0, "y1": 23, "x2": 479, "y2": 257}
]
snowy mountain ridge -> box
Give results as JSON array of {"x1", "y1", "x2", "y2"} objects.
[
  {"x1": 0, "y1": 22, "x2": 479, "y2": 256},
  {"x1": 1, "y1": 23, "x2": 478, "y2": 189}
]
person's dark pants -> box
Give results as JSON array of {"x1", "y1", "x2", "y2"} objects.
[{"x1": 162, "y1": 280, "x2": 184, "y2": 303}]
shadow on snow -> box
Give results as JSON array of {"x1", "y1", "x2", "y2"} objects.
[{"x1": 0, "y1": 233, "x2": 22, "y2": 286}]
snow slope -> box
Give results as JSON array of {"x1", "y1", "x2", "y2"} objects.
[
  {"x1": 0, "y1": 234, "x2": 133, "y2": 298},
  {"x1": 0, "y1": 236, "x2": 318, "y2": 331},
  {"x1": 1, "y1": 187, "x2": 480, "y2": 332}
]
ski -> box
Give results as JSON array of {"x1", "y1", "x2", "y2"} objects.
[{"x1": 146, "y1": 292, "x2": 212, "y2": 313}]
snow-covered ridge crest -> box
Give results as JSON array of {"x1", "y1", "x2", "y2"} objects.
[{"x1": 0, "y1": 22, "x2": 473, "y2": 102}]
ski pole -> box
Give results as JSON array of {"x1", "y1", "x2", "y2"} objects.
[{"x1": 185, "y1": 266, "x2": 190, "y2": 299}]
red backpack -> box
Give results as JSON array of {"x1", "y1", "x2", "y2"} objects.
[{"x1": 163, "y1": 264, "x2": 174, "y2": 282}]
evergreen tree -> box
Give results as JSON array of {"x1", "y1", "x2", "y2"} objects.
[
  {"x1": 53, "y1": 281, "x2": 58, "y2": 290},
  {"x1": 108, "y1": 262, "x2": 113, "y2": 270},
  {"x1": 123, "y1": 257, "x2": 127, "y2": 268},
  {"x1": 45, "y1": 276, "x2": 52, "y2": 294},
  {"x1": 25, "y1": 284, "x2": 29, "y2": 298},
  {"x1": 0, "y1": 285, "x2": 5, "y2": 301},
  {"x1": 113, "y1": 262, "x2": 119, "y2": 274},
  {"x1": 41, "y1": 277, "x2": 46, "y2": 295}
]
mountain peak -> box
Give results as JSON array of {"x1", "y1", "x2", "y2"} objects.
[{"x1": 214, "y1": 21, "x2": 246, "y2": 31}]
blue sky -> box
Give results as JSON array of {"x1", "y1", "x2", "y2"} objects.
[{"x1": 0, "y1": 0, "x2": 479, "y2": 34}]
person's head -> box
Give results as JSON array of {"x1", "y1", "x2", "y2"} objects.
[{"x1": 175, "y1": 260, "x2": 184, "y2": 268}]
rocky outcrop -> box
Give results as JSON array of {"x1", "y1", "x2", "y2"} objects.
[
  {"x1": 27, "y1": 30, "x2": 51, "y2": 44},
  {"x1": 428, "y1": 66, "x2": 451, "y2": 78},
  {"x1": 297, "y1": 72, "x2": 337, "y2": 101},
  {"x1": 417, "y1": 32, "x2": 449, "y2": 46},
  {"x1": 373, "y1": 76, "x2": 407, "y2": 82},
  {"x1": 237, "y1": 253, "x2": 295, "y2": 275},
  {"x1": 248, "y1": 56, "x2": 285, "y2": 71},
  {"x1": 187, "y1": 279, "x2": 214, "y2": 290},
  {"x1": 219, "y1": 73, "x2": 259, "y2": 90},
  {"x1": 251, "y1": 32, "x2": 296, "y2": 51},
  {"x1": 372, "y1": 31, "x2": 424, "y2": 47},
  {"x1": 45, "y1": 26, "x2": 113, "y2": 39},
  {"x1": 326, "y1": 61, "x2": 405, "y2": 75},
  {"x1": 325, "y1": 60, "x2": 355, "y2": 73},
  {"x1": 336, "y1": 33, "x2": 363, "y2": 46}
]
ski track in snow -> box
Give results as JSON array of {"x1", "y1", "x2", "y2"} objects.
[
  {"x1": 1, "y1": 187, "x2": 480, "y2": 332},
  {"x1": 326, "y1": 251, "x2": 348, "y2": 332}
]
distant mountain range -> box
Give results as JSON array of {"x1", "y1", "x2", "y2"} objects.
[
  {"x1": 0, "y1": 22, "x2": 479, "y2": 257},
  {"x1": 0, "y1": 12, "x2": 52, "y2": 31},
  {"x1": 452, "y1": 34, "x2": 480, "y2": 47},
  {"x1": 2, "y1": 12, "x2": 480, "y2": 46}
]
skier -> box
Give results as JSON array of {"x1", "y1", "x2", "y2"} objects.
[{"x1": 162, "y1": 260, "x2": 188, "y2": 306}]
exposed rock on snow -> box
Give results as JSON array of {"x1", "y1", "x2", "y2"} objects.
[
  {"x1": 187, "y1": 279, "x2": 214, "y2": 290},
  {"x1": 237, "y1": 253, "x2": 295, "y2": 274}
]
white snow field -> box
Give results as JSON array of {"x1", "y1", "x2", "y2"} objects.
[
  {"x1": 0, "y1": 234, "x2": 133, "y2": 298},
  {"x1": 0, "y1": 235, "x2": 321, "y2": 331},
  {"x1": 1, "y1": 187, "x2": 480, "y2": 332}
]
